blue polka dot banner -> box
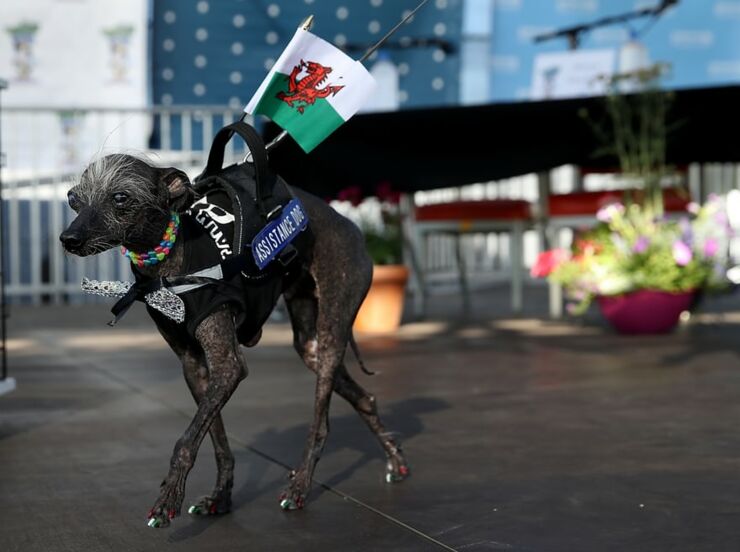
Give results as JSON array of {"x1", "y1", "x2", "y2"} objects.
[
  {"x1": 153, "y1": 0, "x2": 462, "y2": 109},
  {"x1": 490, "y1": 0, "x2": 740, "y2": 102}
]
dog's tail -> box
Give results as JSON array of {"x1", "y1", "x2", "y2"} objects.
[{"x1": 349, "y1": 333, "x2": 375, "y2": 376}]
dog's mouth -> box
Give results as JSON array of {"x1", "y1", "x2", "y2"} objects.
[
  {"x1": 62, "y1": 244, "x2": 93, "y2": 257},
  {"x1": 61, "y1": 237, "x2": 119, "y2": 257},
  {"x1": 64, "y1": 245, "x2": 91, "y2": 257}
]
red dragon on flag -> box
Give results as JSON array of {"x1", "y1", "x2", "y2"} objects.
[{"x1": 276, "y1": 60, "x2": 345, "y2": 114}]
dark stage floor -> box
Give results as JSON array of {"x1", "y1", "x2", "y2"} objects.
[{"x1": 3, "y1": 286, "x2": 740, "y2": 551}]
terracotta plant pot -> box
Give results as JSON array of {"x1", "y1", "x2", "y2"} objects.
[
  {"x1": 596, "y1": 289, "x2": 696, "y2": 335},
  {"x1": 353, "y1": 264, "x2": 410, "y2": 334}
]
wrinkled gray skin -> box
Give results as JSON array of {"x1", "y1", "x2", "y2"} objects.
[{"x1": 59, "y1": 154, "x2": 408, "y2": 528}]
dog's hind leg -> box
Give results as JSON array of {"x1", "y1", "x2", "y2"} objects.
[
  {"x1": 157, "y1": 330, "x2": 236, "y2": 518},
  {"x1": 333, "y1": 364, "x2": 409, "y2": 483},
  {"x1": 147, "y1": 308, "x2": 246, "y2": 528},
  {"x1": 280, "y1": 330, "x2": 339, "y2": 509},
  {"x1": 282, "y1": 283, "x2": 408, "y2": 510}
]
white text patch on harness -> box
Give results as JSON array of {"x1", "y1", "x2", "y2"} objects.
[
  {"x1": 251, "y1": 198, "x2": 308, "y2": 270},
  {"x1": 189, "y1": 194, "x2": 236, "y2": 259}
]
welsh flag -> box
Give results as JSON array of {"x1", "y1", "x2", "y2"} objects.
[{"x1": 245, "y1": 29, "x2": 377, "y2": 153}]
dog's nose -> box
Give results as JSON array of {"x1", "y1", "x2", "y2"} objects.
[{"x1": 59, "y1": 230, "x2": 83, "y2": 251}]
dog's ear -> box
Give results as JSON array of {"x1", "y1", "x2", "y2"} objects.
[{"x1": 161, "y1": 168, "x2": 195, "y2": 212}]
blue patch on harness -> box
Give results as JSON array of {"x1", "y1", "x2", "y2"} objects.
[{"x1": 251, "y1": 198, "x2": 309, "y2": 270}]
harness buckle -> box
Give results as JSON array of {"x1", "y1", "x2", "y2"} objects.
[
  {"x1": 277, "y1": 245, "x2": 298, "y2": 267},
  {"x1": 266, "y1": 204, "x2": 283, "y2": 222}
]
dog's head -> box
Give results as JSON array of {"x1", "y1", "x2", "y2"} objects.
[{"x1": 59, "y1": 154, "x2": 194, "y2": 256}]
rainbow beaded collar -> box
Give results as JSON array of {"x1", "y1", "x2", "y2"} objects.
[{"x1": 121, "y1": 212, "x2": 180, "y2": 268}]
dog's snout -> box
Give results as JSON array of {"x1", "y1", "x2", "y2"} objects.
[{"x1": 60, "y1": 230, "x2": 83, "y2": 251}]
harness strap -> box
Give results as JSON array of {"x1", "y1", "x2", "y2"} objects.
[
  {"x1": 109, "y1": 249, "x2": 288, "y2": 324},
  {"x1": 201, "y1": 121, "x2": 276, "y2": 220}
]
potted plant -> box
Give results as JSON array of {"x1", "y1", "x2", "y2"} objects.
[
  {"x1": 532, "y1": 65, "x2": 734, "y2": 334},
  {"x1": 335, "y1": 182, "x2": 409, "y2": 334},
  {"x1": 532, "y1": 196, "x2": 733, "y2": 333}
]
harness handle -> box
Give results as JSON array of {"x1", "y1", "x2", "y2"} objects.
[{"x1": 202, "y1": 121, "x2": 274, "y2": 219}]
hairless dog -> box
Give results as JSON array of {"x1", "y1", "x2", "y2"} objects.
[{"x1": 59, "y1": 154, "x2": 409, "y2": 528}]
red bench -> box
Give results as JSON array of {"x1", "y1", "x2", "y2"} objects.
[{"x1": 548, "y1": 188, "x2": 690, "y2": 217}]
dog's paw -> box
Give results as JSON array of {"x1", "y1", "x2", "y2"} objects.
[
  {"x1": 278, "y1": 491, "x2": 305, "y2": 511},
  {"x1": 385, "y1": 462, "x2": 410, "y2": 484},
  {"x1": 146, "y1": 507, "x2": 177, "y2": 529},
  {"x1": 187, "y1": 494, "x2": 232, "y2": 516}
]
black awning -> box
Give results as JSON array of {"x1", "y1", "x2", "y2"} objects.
[{"x1": 265, "y1": 85, "x2": 740, "y2": 198}]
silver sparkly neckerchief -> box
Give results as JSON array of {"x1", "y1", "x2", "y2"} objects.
[{"x1": 82, "y1": 278, "x2": 186, "y2": 324}]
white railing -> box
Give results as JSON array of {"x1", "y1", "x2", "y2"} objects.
[
  {"x1": 1, "y1": 105, "x2": 250, "y2": 304},
  {"x1": 2, "y1": 105, "x2": 251, "y2": 175}
]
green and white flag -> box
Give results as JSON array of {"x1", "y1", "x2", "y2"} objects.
[{"x1": 245, "y1": 29, "x2": 377, "y2": 153}]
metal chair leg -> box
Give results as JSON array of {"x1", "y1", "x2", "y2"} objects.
[
  {"x1": 510, "y1": 222, "x2": 524, "y2": 314},
  {"x1": 454, "y1": 235, "x2": 471, "y2": 315}
]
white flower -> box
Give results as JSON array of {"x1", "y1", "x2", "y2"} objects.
[{"x1": 596, "y1": 203, "x2": 625, "y2": 223}]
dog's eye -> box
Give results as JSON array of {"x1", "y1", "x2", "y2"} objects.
[
  {"x1": 113, "y1": 192, "x2": 129, "y2": 206},
  {"x1": 67, "y1": 191, "x2": 81, "y2": 211}
]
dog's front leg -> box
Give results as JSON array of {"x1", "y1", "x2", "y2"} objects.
[
  {"x1": 156, "y1": 328, "x2": 237, "y2": 518},
  {"x1": 147, "y1": 308, "x2": 247, "y2": 528},
  {"x1": 181, "y1": 354, "x2": 236, "y2": 518}
]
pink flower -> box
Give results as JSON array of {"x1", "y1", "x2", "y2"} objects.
[
  {"x1": 703, "y1": 237, "x2": 719, "y2": 258},
  {"x1": 633, "y1": 236, "x2": 650, "y2": 253},
  {"x1": 375, "y1": 181, "x2": 401, "y2": 205},
  {"x1": 376, "y1": 181, "x2": 392, "y2": 199},
  {"x1": 531, "y1": 249, "x2": 569, "y2": 278},
  {"x1": 673, "y1": 240, "x2": 693, "y2": 266}
]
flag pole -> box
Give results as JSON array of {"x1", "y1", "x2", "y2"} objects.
[
  {"x1": 262, "y1": 0, "x2": 430, "y2": 153},
  {"x1": 358, "y1": 0, "x2": 430, "y2": 63}
]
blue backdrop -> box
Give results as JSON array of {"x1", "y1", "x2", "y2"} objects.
[
  {"x1": 491, "y1": 0, "x2": 740, "y2": 102},
  {"x1": 152, "y1": 0, "x2": 463, "y2": 110}
]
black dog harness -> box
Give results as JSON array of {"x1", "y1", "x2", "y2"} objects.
[{"x1": 107, "y1": 122, "x2": 313, "y2": 341}]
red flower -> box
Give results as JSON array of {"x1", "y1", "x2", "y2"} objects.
[
  {"x1": 337, "y1": 185, "x2": 364, "y2": 207},
  {"x1": 375, "y1": 181, "x2": 401, "y2": 205},
  {"x1": 530, "y1": 249, "x2": 569, "y2": 278}
]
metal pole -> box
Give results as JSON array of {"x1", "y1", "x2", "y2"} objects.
[
  {"x1": 0, "y1": 78, "x2": 7, "y2": 381},
  {"x1": 533, "y1": 0, "x2": 678, "y2": 47},
  {"x1": 358, "y1": 0, "x2": 430, "y2": 63}
]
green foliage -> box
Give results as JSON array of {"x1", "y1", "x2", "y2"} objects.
[
  {"x1": 580, "y1": 64, "x2": 676, "y2": 218},
  {"x1": 6, "y1": 22, "x2": 39, "y2": 35},
  {"x1": 363, "y1": 224, "x2": 403, "y2": 266},
  {"x1": 102, "y1": 25, "x2": 135, "y2": 38},
  {"x1": 336, "y1": 183, "x2": 405, "y2": 266},
  {"x1": 623, "y1": 248, "x2": 711, "y2": 292}
]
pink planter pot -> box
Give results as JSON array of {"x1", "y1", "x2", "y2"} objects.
[{"x1": 596, "y1": 290, "x2": 696, "y2": 335}]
